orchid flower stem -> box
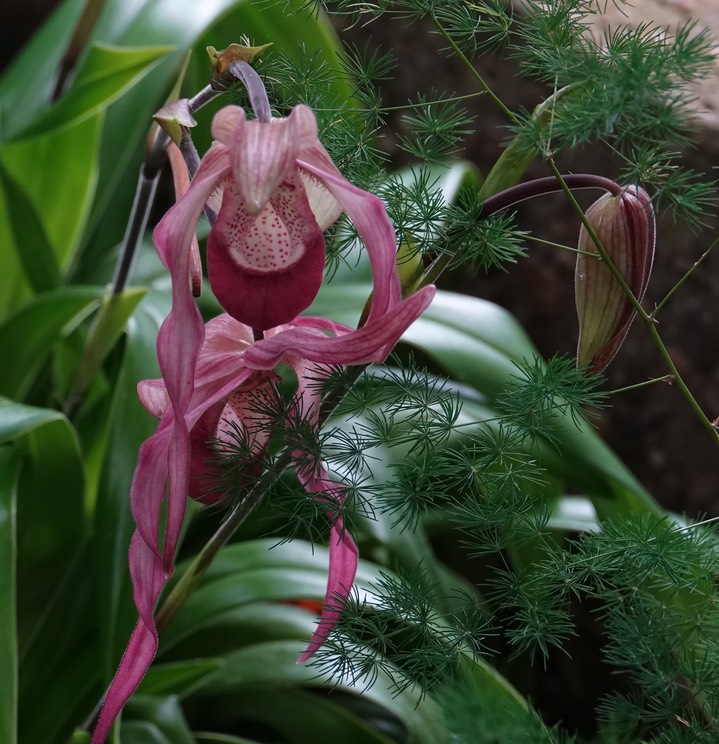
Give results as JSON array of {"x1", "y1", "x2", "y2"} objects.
[
  {"x1": 111, "y1": 166, "x2": 162, "y2": 296},
  {"x1": 548, "y1": 160, "x2": 719, "y2": 447},
  {"x1": 228, "y1": 61, "x2": 272, "y2": 123},
  {"x1": 155, "y1": 450, "x2": 292, "y2": 632},
  {"x1": 650, "y1": 236, "x2": 719, "y2": 319}
]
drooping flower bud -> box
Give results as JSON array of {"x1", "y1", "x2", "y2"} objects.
[{"x1": 575, "y1": 186, "x2": 655, "y2": 374}]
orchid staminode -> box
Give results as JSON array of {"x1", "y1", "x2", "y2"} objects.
[{"x1": 91, "y1": 100, "x2": 434, "y2": 743}]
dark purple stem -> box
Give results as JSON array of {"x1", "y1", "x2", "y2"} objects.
[
  {"x1": 228, "y1": 61, "x2": 272, "y2": 123},
  {"x1": 111, "y1": 87, "x2": 223, "y2": 295},
  {"x1": 479, "y1": 174, "x2": 622, "y2": 218}
]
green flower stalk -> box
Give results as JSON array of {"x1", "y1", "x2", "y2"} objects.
[{"x1": 575, "y1": 187, "x2": 655, "y2": 374}]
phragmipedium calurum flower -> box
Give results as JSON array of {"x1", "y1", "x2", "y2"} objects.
[{"x1": 91, "y1": 93, "x2": 434, "y2": 743}]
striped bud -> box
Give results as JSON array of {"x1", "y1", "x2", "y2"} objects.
[{"x1": 575, "y1": 186, "x2": 655, "y2": 374}]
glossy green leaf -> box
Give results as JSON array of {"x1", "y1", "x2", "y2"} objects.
[
  {"x1": 0, "y1": 398, "x2": 86, "y2": 589},
  {"x1": 14, "y1": 43, "x2": 173, "y2": 141},
  {"x1": 162, "y1": 539, "x2": 381, "y2": 653},
  {"x1": 137, "y1": 660, "x2": 224, "y2": 697},
  {"x1": 120, "y1": 721, "x2": 173, "y2": 744},
  {"x1": 0, "y1": 0, "x2": 87, "y2": 142},
  {"x1": 0, "y1": 400, "x2": 95, "y2": 744},
  {"x1": 194, "y1": 640, "x2": 448, "y2": 744},
  {"x1": 0, "y1": 160, "x2": 62, "y2": 293},
  {"x1": 124, "y1": 697, "x2": 195, "y2": 744},
  {"x1": 0, "y1": 448, "x2": 20, "y2": 744},
  {"x1": 195, "y1": 687, "x2": 398, "y2": 744},
  {"x1": 0, "y1": 114, "x2": 101, "y2": 315},
  {"x1": 0, "y1": 287, "x2": 103, "y2": 399}
]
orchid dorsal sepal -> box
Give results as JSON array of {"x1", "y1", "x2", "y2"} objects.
[{"x1": 207, "y1": 42, "x2": 273, "y2": 74}]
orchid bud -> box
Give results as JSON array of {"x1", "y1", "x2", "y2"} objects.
[{"x1": 575, "y1": 186, "x2": 655, "y2": 374}]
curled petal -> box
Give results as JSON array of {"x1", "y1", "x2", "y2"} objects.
[
  {"x1": 244, "y1": 286, "x2": 436, "y2": 369},
  {"x1": 166, "y1": 142, "x2": 203, "y2": 296},
  {"x1": 91, "y1": 533, "x2": 165, "y2": 744},
  {"x1": 298, "y1": 520, "x2": 358, "y2": 663},
  {"x1": 299, "y1": 153, "x2": 401, "y2": 322}
]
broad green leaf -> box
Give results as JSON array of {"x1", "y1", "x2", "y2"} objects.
[
  {"x1": 18, "y1": 559, "x2": 100, "y2": 744},
  {"x1": 0, "y1": 286, "x2": 103, "y2": 399},
  {"x1": 0, "y1": 448, "x2": 20, "y2": 744},
  {"x1": 0, "y1": 399, "x2": 86, "y2": 600},
  {"x1": 194, "y1": 640, "x2": 448, "y2": 744},
  {"x1": 137, "y1": 660, "x2": 224, "y2": 697},
  {"x1": 70, "y1": 287, "x2": 148, "y2": 403},
  {"x1": 124, "y1": 697, "x2": 194, "y2": 744},
  {"x1": 0, "y1": 401, "x2": 96, "y2": 744},
  {"x1": 0, "y1": 0, "x2": 87, "y2": 141},
  {"x1": 162, "y1": 539, "x2": 382, "y2": 653},
  {"x1": 0, "y1": 161, "x2": 62, "y2": 293},
  {"x1": 120, "y1": 721, "x2": 173, "y2": 744},
  {"x1": 0, "y1": 114, "x2": 101, "y2": 315},
  {"x1": 13, "y1": 44, "x2": 173, "y2": 141},
  {"x1": 193, "y1": 687, "x2": 398, "y2": 744}
]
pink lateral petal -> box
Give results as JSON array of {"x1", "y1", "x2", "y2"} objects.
[
  {"x1": 208, "y1": 174, "x2": 326, "y2": 330},
  {"x1": 298, "y1": 520, "x2": 359, "y2": 663},
  {"x1": 91, "y1": 533, "x2": 165, "y2": 744},
  {"x1": 129, "y1": 425, "x2": 172, "y2": 560},
  {"x1": 137, "y1": 379, "x2": 169, "y2": 420},
  {"x1": 154, "y1": 143, "x2": 229, "y2": 413},
  {"x1": 244, "y1": 286, "x2": 436, "y2": 370},
  {"x1": 298, "y1": 152, "x2": 401, "y2": 320},
  {"x1": 166, "y1": 141, "x2": 203, "y2": 296}
]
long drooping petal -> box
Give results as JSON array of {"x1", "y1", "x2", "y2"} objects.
[
  {"x1": 91, "y1": 533, "x2": 166, "y2": 744},
  {"x1": 94, "y1": 144, "x2": 231, "y2": 744},
  {"x1": 243, "y1": 286, "x2": 435, "y2": 370},
  {"x1": 290, "y1": 360, "x2": 358, "y2": 661}
]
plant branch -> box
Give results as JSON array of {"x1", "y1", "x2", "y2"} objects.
[
  {"x1": 548, "y1": 160, "x2": 719, "y2": 447},
  {"x1": 650, "y1": 237, "x2": 719, "y2": 318}
]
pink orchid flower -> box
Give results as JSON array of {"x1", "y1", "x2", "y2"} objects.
[{"x1": 92, "y1": 102, "x2": 434, "y2": 743}]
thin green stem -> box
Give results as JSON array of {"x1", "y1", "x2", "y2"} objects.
[
  {"x1": 521, "y1": 233, "x2": 598, "y2": 258},
  {"x1": 431, "y1": 16, "x2": 516, "y2": 123},
  {"x1": 606, "y1": 375, "x2": 674, "y2": 396},
  {"x1": 650, "y1": 237, "x2": 719, "y2": 318},
  {"x1": 548, "y1": 161, "x2": 719, "y2": 447},
  {"x1": 312, "y1": 91, "x2": 486, "y2": 113}
]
